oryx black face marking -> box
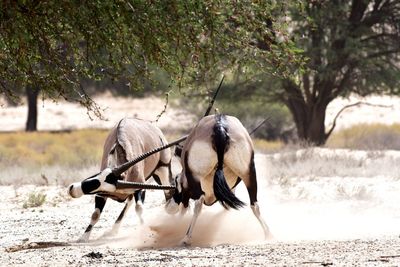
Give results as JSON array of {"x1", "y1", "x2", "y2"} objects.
[
  {"x1": 104, "y1": 173, "x2": 120, "y2": 185},
  {"x1": 81, "y1": 179, "x2": 101, "y2": 194}
]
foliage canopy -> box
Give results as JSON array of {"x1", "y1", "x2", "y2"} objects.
[{"x1": 0, "y1": 1, "x2": 297, "y2": 116}]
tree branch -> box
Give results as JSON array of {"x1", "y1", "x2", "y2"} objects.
[
  {"x1": 325, "y1": 101, "x2": 393, "y2": 139},
  {"x1": 153, "y1": 91, "x2": 170, "y2": 123},
  {"x1": 366, "y1": 49, "x2": 400, "y2": 59}
]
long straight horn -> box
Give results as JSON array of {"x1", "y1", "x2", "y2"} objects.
[
  {"x1": 204, "y1": 75, "x2": 224, "y2": 117},
  {"x1": 249, "y1": 117, "x2": 271, "y2": 136},
  {"x1": 112, "y1": 76, "x2": 225, "y2": 176},
  {"x1": 116, "y1": 180, "x2": 175, "y2": 190},
  {"x1": 112, "y1": 135, "x2": 188, "y2": 176}
]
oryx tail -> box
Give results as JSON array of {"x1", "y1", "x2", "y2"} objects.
[{"x1": 212, "y1": 115, "x2": 245, "y2": 209}]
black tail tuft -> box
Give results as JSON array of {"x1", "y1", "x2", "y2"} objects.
[
  {"x1": 212, "y1": 114, "x2": 245, "y2": 209},
  {"x1": 214, "y1": 169, "x2": 245, "y2": 209}
]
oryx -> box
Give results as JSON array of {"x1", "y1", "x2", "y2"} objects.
[
  {"x1": 168, "y1": 114, "x2": 272, "y2": 246},
  {"x1": 68, "y1": 118, "x2": 174, "y2": 242}
]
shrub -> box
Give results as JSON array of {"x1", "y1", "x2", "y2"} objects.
[{"x1": 23, "y1": 191, "x2": 46, "y2": 208}]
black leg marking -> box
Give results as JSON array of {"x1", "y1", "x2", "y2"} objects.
[
  {"x1": 84, "y1": 224, "x2": 93, "y2": 233},
  {"x1": 184, "y1": 153, "x2": 203, "y2": 200},
  {"x1": 115, "y1": 195, "x2": 134, "y2": 224},
  {"x1": 134, "y1": 190, "x2": 145, "y2": 204},
  {"x1": 247, "y1": 151, "x2": 258, "y2": 205},
  {"x1": 140, "y1": 190, "x2": 146, "y2": 203},
  {"x1": 79, "y1": 195, "x2": 107, "y2": 241},
  {"x1": 153, "y1": 174, "x2": 162, "y2": 185}
]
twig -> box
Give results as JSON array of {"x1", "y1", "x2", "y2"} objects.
[
  {"x1": 379, "y1": 254, "x2": 400, "y2": 259},
  {"x1": 301, "y1": 261, "x2": 333, "y2": 266},
  {"x1": 5, "y1": 241, "x2": 72, "y2": 253},
  {"x1": 154, "y1": 91, "x2": 170, "y2": 123}
]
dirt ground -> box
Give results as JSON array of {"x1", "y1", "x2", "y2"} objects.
[
  {"x1": 2, "y1": 185, "x2": 400, "y2": 267},
  {"x1": 2, "y1": 153, "x2": 400, "y2": 266}
]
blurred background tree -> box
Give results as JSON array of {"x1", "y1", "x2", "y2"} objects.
[
  {"x1": 203, "y1": 0, "x2": 400, "y2": 145},
  {"x1": 2, "y1": 0, "x2": 399, "y2": 145},
  {"x1": 267, "y1": 0, "x2": 400, "y2": 145}
]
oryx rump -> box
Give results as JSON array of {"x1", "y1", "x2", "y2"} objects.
[{"x1": 170, "y1": 114, "x2": 272, "y2": 245}]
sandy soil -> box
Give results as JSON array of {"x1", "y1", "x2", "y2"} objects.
[
  {"x1": 2, "y1": 95, "x2": 400, "y2": 266},
  {"x1": 2, "y1": 153, "x2": 400, "y2": 266}
]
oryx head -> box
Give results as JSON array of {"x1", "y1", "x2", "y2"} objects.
[
  {"x1": 68, "y1": 168, "x2": 121, "y2": 198},
  {"x1": 164, "y1": 173, "x2": 183, "y2": 214},
  {"x1": 68, "y1": 140, "x2": 180, "y2": 199}
]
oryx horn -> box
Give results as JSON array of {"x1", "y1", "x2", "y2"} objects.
[
  {"x1": 116, "y1": 180, "x2": 175, "y2": 190},
  {"x1": 204, "y1": 75, "x2": 224, "y2": 117},
  {"x1": 112, "y1": 135, "x2": 188, "y2": 176},
  {"x1": 112, "y1": 76, "x2": 225, "y2": 176},
  {"x1": 249, "y1": 117, "x2": 271, "y2": 136}
]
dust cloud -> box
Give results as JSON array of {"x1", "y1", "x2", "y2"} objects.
[{"x1": 102, "y1": 152, "x2": 400, "y2": 249}]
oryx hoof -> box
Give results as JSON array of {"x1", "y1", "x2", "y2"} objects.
[
  {"x1": 76, "y1": 237, "x2": 89, "y2": 243},
  {"x1": 179, "y1": 237, "x2": 192, "y2": 247},
  {"x1": 265, "y1": 232, "x2": 275, "y2": 240},
  {"x1": 101, "y1": 229, "x2": 118, "y2": 239},
  {"x1": 165, "y1": 200, "x2": 179, "y2": 215}
]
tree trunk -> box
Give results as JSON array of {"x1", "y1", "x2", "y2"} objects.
[
  {"x1": 26, "y1": 85, "x2": 40, "y2": 132},
  {"x1": 289, "y1": 101, "x2": 328, "y2": 145},
  {"x1": 283, "y1": 81, "x2": 329, "y2": 146}
]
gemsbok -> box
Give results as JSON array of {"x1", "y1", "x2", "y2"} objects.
[
  {"x1": 168, "y1": 114, "x2": 272, "y2": 245},
  {"x1": 68, "y1": 118, "x2": 174, "y2": 242}
]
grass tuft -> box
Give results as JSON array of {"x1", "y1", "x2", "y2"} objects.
[{"x1": 23, "y1": 191, "x2": 46, "y2": 208}]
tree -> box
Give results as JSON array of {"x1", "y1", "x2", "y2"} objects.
[
  {"x1": 0, "y1": 1, "x2": 295, "y2": 131},
  {"x1": 268, "y1": 0, "x2": 400, "y2": 145}
]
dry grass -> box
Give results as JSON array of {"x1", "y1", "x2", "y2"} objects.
[
  {"x1": 1, "y1": 124, "x2": 400, "y2": 186},
  {"x1": 0, "y1": 129, "x2": 108, "y2": 167},
  {"x1": 0, "y1": 130, "x2": 107, "y2": 186},
  {"x1": 253, "y1": 139, "x2": 284, "y2": 152},
  {"x1": 327, "y1": 123, "x2": 400, "y2": 150}
]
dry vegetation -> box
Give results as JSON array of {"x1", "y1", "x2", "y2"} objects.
[
  {"x1": 1, "y1": 124, "x2": 400, "y2": 186},
  {"x1": 0, "y1": 129, "x2": 108, "y2": 167},
  {"x1": 327, "y1": 123, "x2": 400, "y2": 150}
]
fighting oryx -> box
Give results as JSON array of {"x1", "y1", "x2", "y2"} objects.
[
  {"x1": 168, "y1": 114, "x2": 272, "y2": 245},
  {"x1": 68, "y1": 118, "x2": 174, "y2": 242}
]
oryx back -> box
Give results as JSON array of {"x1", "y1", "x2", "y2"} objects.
[{"x1": 102, "y1": 118, "x2": 171, "y2": 184}]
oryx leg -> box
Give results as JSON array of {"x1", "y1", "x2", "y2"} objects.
[
  {"x1": 244, "y1": 155, "x2": 272, "y2": 240},
  {"x1": 154, "y1": 164, "x2": 179, "y2": 214},
  {"x1": 134, "y1": 190, "x2": 145, "y2": 224},
  {"x1": 106, "y1": 194, "x2": 135, "y2": 237},
  {"x1": 153, "y1": 163, "x2": 173, "y2": 201},
  {"x1": 180, "y1": 195, "x2": 205, "y2": 246},
  {"x1": 78, "y1": 195, "x2": 107, "y2": 242}
]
